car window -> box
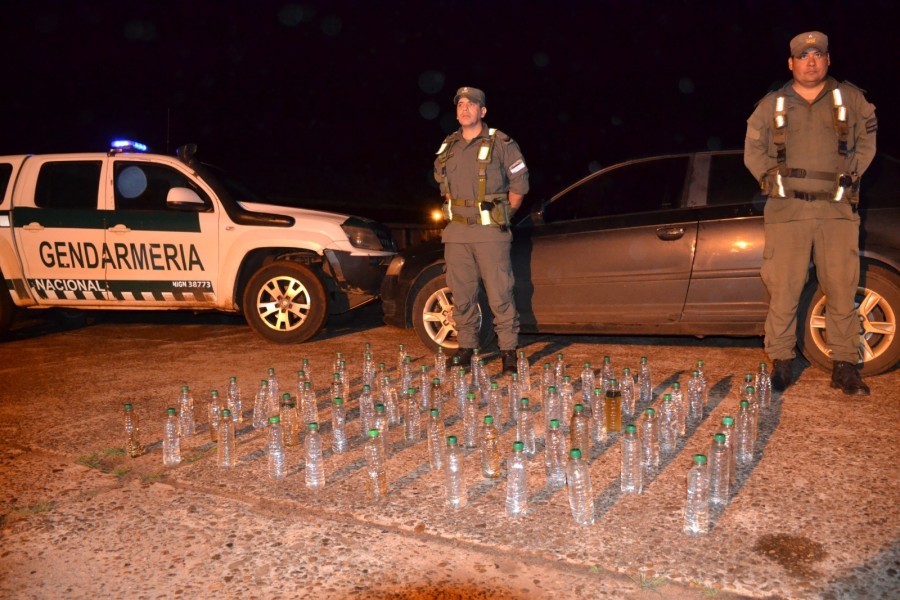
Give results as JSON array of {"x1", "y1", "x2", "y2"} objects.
[
  {"x1": 114, "y1": 161, "x2": 211, "y2": 211},
  {"x1": 543, "y1": 156, "x2": 689, "y2": 223},
  {"x1": 0, "y1": 163, "x2": 12, "y2": 202},
  {"x1": 708, "y1": 153, "x2": 765, "y2": 206},
  {"x1": 34, "y1": 161, "x2": 102, "y2": 209}
]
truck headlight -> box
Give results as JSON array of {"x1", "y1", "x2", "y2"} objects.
[{"x1": 342, "y1": 218, "x2": 389, "y2": 251}]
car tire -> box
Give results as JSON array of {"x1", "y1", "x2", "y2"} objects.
[
  {"x1": 243, "y1": 261, "x2": 328, "y2": 344},
  {"x1": 411, "y1": 271, "x2": 495, "y2": 353},
  {"x1": 0, "y1": 277, "x2": 15, "y2": 335},
  {"x1": 798, "y1": 263, "x2": 900, "y2": 376}
]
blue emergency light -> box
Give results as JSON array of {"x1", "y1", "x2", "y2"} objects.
[{"x1": 110, "y1": 139, "x2": 148, "y2": 152}]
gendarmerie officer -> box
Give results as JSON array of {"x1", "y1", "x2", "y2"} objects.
[
  {"x1": 744, "y1": 31, "x2": 877, "y2": 395},
  {"x1": 434, "y1": 86, "x2": 529, "y2": 374}
]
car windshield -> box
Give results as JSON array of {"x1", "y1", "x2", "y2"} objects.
[{"x1": 191, "y1": 162, "x2": 268, "y2": 208}]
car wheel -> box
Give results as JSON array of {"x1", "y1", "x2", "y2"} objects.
[
  {"x1": 411, "y1": 271, "x2": 495, "y2": 353},
  {"x1": 0, "y1": 277, "x2": 15, "y2": 335},
  {"x1": 799, "y1": 263, "x2": 899, "y2": 376},
  {"x1": 243, "y1": 261, "x2": 328, "y2": 344}
]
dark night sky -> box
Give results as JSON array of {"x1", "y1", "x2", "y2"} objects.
[{"x1": 2, "y1": 0, "x2": 897, "y2": 221}]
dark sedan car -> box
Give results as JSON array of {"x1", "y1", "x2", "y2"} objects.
[{"x1": 382, "y1": 151, "x2": 899, "y2": 376}]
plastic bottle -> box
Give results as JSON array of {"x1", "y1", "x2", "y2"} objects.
[
  {"x1": 266, "y1": 368, "x2": 280, "y2": 417},
  {"x1": 687, "y1": 370, "x2": 704, "y2": 422},
  {"x1": 756, "y1": 362, "x2": 772, "y2": 409},
  {"x1": 162, "y1": 407, "x2": 181, "y2": 466},
  {"x1": 604, "y1": 378, "x2": 622, "y2": 433},
  {"x1": 453, "y1": 367, "x2": 468, "y2": 417},
  {"x1": 695, "y1": 360, "x2": 709, "y2": 406},
  {"x1": 359, "y1": 384, "x2": 375, "y2": 436},
  {"x1": 554, "y1": 352, "x2": 566, "y2": 387},
  {"x1": 620, "y1": 424, "x2": 642, "y2": 494},
  {"x1": 559, "y1": 375, "x2": 575, "y2": 426},
  {"x1": 330, "y1": 373, "x2": 344, "y2": 405},
  {"x1": 381, "y1": 375, "x2": 401, "y2": 426},
  {"x1": 684, "y1": 454, "x2": 709, "y2": 535},
  {"x1": 373, "y1": 403, "x2": 389, "y2": 457},
  {"x1": 735, "y1": 400, "x2": 755, "y2": 466},
  {"x1": 434, "y1": 346, "x2": 447, "y2": 382},
  {"x1": 123, "y1": 403, "x2": 142, "y2": 458},
  {"x1": 517, "y1": 351, "x2": 531, "y2": 392},
  {"x1": 637, "y1": 356, "x2": 652, "y2": 405},
  {"x1": 570, "y1": 403, "x2": 591, "y2": 457},
  {"x1": 566, "y1": 449, "x2": 595, "y2": 526},
  {"x1": 427, "y1": 408, "x2": 445, "y2": 470},
  {"x1": 505, "y1": 441, "x2": 528, "y2": 517},
  {"x1": 208, "y1": 390, "x2": 222, "y2": 442},
  {"x1": 401, "y1": 355, "x2": 414, "y2": 394},
  {"x1": 545, "y1": 419, "x2": 568, "y2": 489},
  {"x1": 480, "y1": 415, "x2": 501, "y2": 478},
  {"x1": 590, "y1": 387, "x2": 606, "y2": 443},
  {"x1": 217, "y1": 409, "x2": 236, "y2": 467},
  {"x1": 719, "y1": 416, "x2": 737, "y2": 486},
  {"x1": 477, "y1": 359, "x2": 491, "y2": 399},
  {"x1": 365, "y1": 429, "x2": 388, "y2": 500},
  {"x1": 300, "y1": 357, "x2": 314, "y2": 390},
  {"x1": 670, "y1": 381, "x2": 686, "y2": 436},
  {"x1": 544, "y1": 385, "x2": 561, "y2": 428},
  {"x1": 418, "y1": 365, "x2": 432, "y2": 410},
  {"x1": 540, "y1": 362, "x2": 554, "y2": 404},
  {"x1": 404, "y1": 387, "x2": 421, "y2": 442},
  {"x1": 640, "y1": 407, "x2": 660, "y2": 479},
  {"x1": 280, "y1": 394, "x2": 300, "y2": 447},
  {"x1": 397, "y1": 343, "x2": 407, "y2": 371},
  {"x1": 305, "y1": 422, "x2": 325, "y2": 489},
  {"x1": 253, "y1": 379, "x2": 269, "y2": 429},
  {"x1": 620, "y1": 368, "x2": 636, "y2": 417},
  {"x1": 300, "y1": 381, "x2": 318, "y2": 427},
  {"x1": 516, "y1": 398, "x2": 536, "y2": 456},
  {"x1": 470, "y1": 348, "x2": 482, "y2": 381},
  {"x1": 580, "y1": 362, "x2": 594, "y2": 405},
  {"x1": 658, "y1": 393, "x2": 679, "y2": 455},
  {"x1": 431, "y1": 378, "x2": 445, "y2": 413},
  {"x1": 376, "y1": 362, "x2": 387, "y2": 397},
  {"x1": 508, "y1": 373, "x2": 521, "y2": 423},
  {"x1": 488, "y1": 382, "x2": 503, "y2": 423},
  {"x1": 331, "y1": 397, "x2": 348, "y2": 453},
  {"x1": 742, "y1": 385, "x2": 759, "y2": 443},
  {"x1": 708, "y1": 433, "x2": 730, "y2": 506},
  {"x1": 444, "y1": 436, "x2": 467, "y2": 509},
  {"x1": 599, "y1": 355, "x2": 614, "y2": 393},
  {"x1": 227, "y1": 376, "x2": 243, "y2": 423},
  {"x1": 362, "y1": 351, "x2": 376, "y2": 389},
  {"x1": 267, "y1": 415, "x2": 285, "y2": 480},
  {"x1": 178, "y1": 385, "x2": 195, "y2": 436},
  {"x1": 463, "y1": 391, "x2": 478, "y2": 448}
]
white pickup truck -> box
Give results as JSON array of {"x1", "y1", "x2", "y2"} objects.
[{"x1": 0, "y1": 141, "x2": 396, "y2": 343}]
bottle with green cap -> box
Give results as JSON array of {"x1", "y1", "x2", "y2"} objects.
[
  {"x1": 620, "y1": 424, "x2": 642, "y2": 494},
  {"x1": 330, "y1": 372, "x2": 344, "y2": 406},
  {"x1": 253, "y1": 379, "x2": 268, "y2": 429},
  {"x1": 684, "y1": 454, "x2": 709, "y2": 535},
  {"x1": 217, "y1": 409, "x2": 236, "y2": 468},
  {"x1": 591, "y1": 387, "x2": 607, "y2": 443},
  {"x1": 756, "y1": 362, "x2": 772, "y2": 408},
  {"x1": 381, "y1": 375, "x2": 400, "y2": 426},
  {"x1": 404, "y1": 387, "x2": 421, "y2": 442},
  {"x1": 266, "y1": 367, "x2": 280, "y2": 418},
  {"x1": 427, "y1": 408, "x2": 445, "y2": 470},
  {"x1": 640, "y1": 407, "x2": 660, "y2": 480},
  {"x1": 305, "y1": 422, "x2": 325, "y2": 489},
  {"x1": 418, "y1": 365, "x2": 432, "y2": 410},
  {"x1": 463, "y1": 392, "x2": 478, "y2": 448},
  {"x1": 580, "y1": 362, "x2": 594, "y2": 405},
  {"x1": 359, "y1": 384, "x2": 375, "y2": 436},
  {"x1": 508, "y1": 372, "x2": 521, "y2": 423},
  {"x1": 453, "y1": 368, "x2": 467, "y2": 417},
  {"x1": 517, "y1": 350, "x2": 531, "y2": 392},
  {"x1": 162, "y1": 407, "x2": 181, "y2": 466},
  {"x1": 599, "y1": 356, "x2": 614, "y2": 393},
  {"x1": 280, "y1": 394, "x2": 300, "y2": 447},
  {"x1": 267, "y1": 415, "x2": 285, "y2": 480},
  {"x1": 687, "y1": 370, "x2": 704, "y2": 422},
  {"x1": 637, "y1": 356, "x2": 653, "y2": 405},
  {"x1": 434, "y1": 346, "x2": 447, "y2": 382},
  {"x1": 695, "y1": 360, "x2": 709, "y2": 405},
  {"x1": 444, "y1": 435, "x2": 467, "y2": 509},
  {"x1": 505, "y1": 441, "x2": 528, "y2": 517},
  {"x1": 480, "y1": 415, "x2": 501, "y2": 478},
  {"x1": 708, "y1": 433, "x2": 730, "y2": 506},
  {"x1": 373, "y1": 403, "x2": 389, "y2": 457},
  {"x1": 226, "y1": 376, "x2": 242, "y2": 423},
  {"x1": 735, "y1": 400, "x2": 755, "y2": 465},
  {"x1": 545, "y1": 385, "x2": 561, "y2": 429},
  {"x1": 570, "y1": 403, "x2": 591, "y2": 457},
  {"x1": 365, "y1": 429, "x2": 388, "y2": 500},
  {"x1": 431, "y1": 377, "x2": 445, "y2": 413},
  {"x1": 559, "y1": 375, "x2": 575, "y2": 426},
  {"x1": 670, "y1": 381, "x2": 686, "y2": 435},
  {"x1": 545, "y1": 419, "x2": 567, "y2": 488},
  {"x1": 566, "y1": 448, "x2": 594, "y2": 526},
  {"x1": 659, "y1": 393, "x2": 678, "y2": 455},
  {"x1": 620, "y1": 367, "x2": 635, "y2": 417},
  {"x1": 300, "y1": 380, "x2": 318, "y2": 427},
  {"x1": 331, "y1": 397, "x2": 348, "y2": 453},
  {"x1": 719, "y1": 416, "x2": 737, "y2": 485},
  {"x1": 516, "y1": 398, "x2": 536, "y2": 456},
  {"x1": 122, "y1": 403, "x2": 142, "y2": 458},
  {"x1": 178, "y1": 385, "x2": 195, "y2": 436}
]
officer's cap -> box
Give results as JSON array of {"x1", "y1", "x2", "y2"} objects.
[
  {"x1": 790, "y1": 31, "x2": 828, "y2": 57},
  {"x1": 453, "y1": 86, "x2": 486, "y2": 106}
]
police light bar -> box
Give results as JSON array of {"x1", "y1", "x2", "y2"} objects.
[{"x1": 110, "y1": 139, "x2": 148, "y2": 153}]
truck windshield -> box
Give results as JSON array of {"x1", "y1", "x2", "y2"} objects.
[{"x1": 192, "y1": 162, "x2": 268, "y2": 208}]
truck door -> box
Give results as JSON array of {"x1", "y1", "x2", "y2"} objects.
[
  {"x1": 105, "y1": 159, "x2": 219, "y2": 307},
  {"x1": 12, "y1": 158, "x2": 110, "y2": 304}
]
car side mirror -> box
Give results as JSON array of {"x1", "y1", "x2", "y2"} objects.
[{"x1": 166, "y1": 187, "x2": 207, "y2": 211}]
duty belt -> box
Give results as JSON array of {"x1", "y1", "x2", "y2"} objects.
[
  {"x1": 450, "y1": 215, "x2": 479, "y2": 225},
  {"x1": 792, "y1": 191, "x2": 847, "y2": 202}
]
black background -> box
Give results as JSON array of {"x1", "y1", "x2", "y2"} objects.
[{"x1": 2, "y1": 0, "x2": 897, "y2": 221}]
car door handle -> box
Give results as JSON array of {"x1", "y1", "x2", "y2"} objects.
[
  {"x1": 22, "y1": 222, "x2": 45, "y2": 231},
  {"x1": 656, "y1": 226, "x2": 685, "y2": 241},
  {"x1": 107, "y1": 224, "x2": 132, "y2": 233}
]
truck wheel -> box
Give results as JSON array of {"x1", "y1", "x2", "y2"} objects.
[
  {"x1": 243, "y1": 262, "x2": 328, "y2": 344},
  {"x1": 411, "y1": 271, "x2": 495, "y2": 353},
  {"x1": 0, "y1": 277, "x2": 14, "y2": 335},
  {"x1": 798, "y1": 263, "x2": 900, "y2": 376}
]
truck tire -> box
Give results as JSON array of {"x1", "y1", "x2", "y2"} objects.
[
  {"x1": 242, "y1": 261, "x2": 328, "y2": 344},
  {"x1": 0, "y1": 277, "x2": 14, "y2": 335},
  {"x1": 411, "y1": 271, "x2": 496, "y2": 353},
  {"x1": 798, "y1": 263, "x2": 900, "y2": 376}
]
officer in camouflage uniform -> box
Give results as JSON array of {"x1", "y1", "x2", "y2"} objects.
[
  {"x1": 434, "y1": 86, "x2": 529, "y2": 374},
  {"x1": 744, "y1": 31, "x2": 877, "y2": 395}
]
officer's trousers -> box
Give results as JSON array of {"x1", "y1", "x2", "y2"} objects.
[
  {"x1": 760, "y1": 217, "x2": 860, "y2": 364},
  {"x1": 444, "y1": 241, "x2": 519, "y2": 351}
]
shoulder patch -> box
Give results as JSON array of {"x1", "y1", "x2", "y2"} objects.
[{"x1": 509, "y1": 159, "x2": 526, "y2": 174}]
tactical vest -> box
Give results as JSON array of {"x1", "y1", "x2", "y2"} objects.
[
  {"x1": 436, "y1": 129, "x2": 509, "y2": 227},
  {"x1": 769, "y1": 85, "x2": 854, "y2": 201}
]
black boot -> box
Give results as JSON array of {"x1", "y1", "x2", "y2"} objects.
[
  {"x1": 451, "y1": 347, "x2": 474, "y2": 369},
  {"x1": 771, "y1": 358, "x2": 794, "y2": 392},
  {"x1": 831, "y1": 361, "x2": 870, "y2": 396},
  {"x1": 500, "y1": 350, "x2": 517, "y2": 375}
]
